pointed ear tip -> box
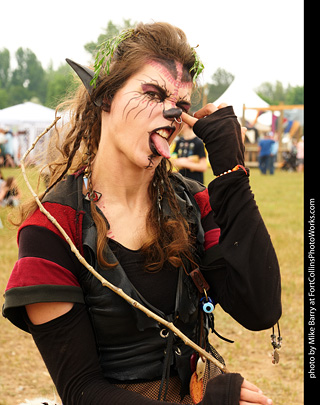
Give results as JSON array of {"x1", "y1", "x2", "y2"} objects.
[
  {"x1": 65, "y1": 58, "x2": 96, "y2": 96},
  {"x1": 65, "y1": 58, "x2": 77, "y2": 67},
  {"x1": 65, "y1": 58, "x2": 93, "y2": 75}
]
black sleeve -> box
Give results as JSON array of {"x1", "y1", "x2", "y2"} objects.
[
  {"x1": 201, "y1": 170, "x2": 282, "y2": 331},
  {"x1": 199, "y1": 373, "x2": 244, "y2": 405},
  {"x1": 193, "y1": 106, "x2": 244, "y2": 176},
  {"x1": 193, "y1": 108, "x2": 281, "y2": 331},
  {"x1": 25, "y1": 303, "x2": 164, "y2": 405}
]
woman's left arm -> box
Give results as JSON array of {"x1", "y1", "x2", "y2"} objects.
[
  {"x1": 182, "y1": 106, "x2": 281, "y2": 331},
  {"x1": 204, "y1": 168, "x2": 282, "y2": 330}
]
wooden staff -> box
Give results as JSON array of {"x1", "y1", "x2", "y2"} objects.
[{"x1": 20, "y1": 118, "x2": 229, "y2": 374}]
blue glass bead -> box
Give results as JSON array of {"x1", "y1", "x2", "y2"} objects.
[{"x1": 200, "y1": 296, "x2": 215, "y2": 313}]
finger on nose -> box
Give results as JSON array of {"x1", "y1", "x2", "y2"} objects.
[
  {"x1": 193, "y1": 103, "x2": 218, "y2": 119},
  {"x1": 181, "y1": 112, "x2": 197, "y2": 127}
]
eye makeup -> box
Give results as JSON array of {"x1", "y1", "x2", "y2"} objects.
[
  {"x1": 121, "y1": 61, "x2": 192, "y2": 121},
  {"x1": 141, "y1": 82, "x2": 191, "y2": 113},
  {"x1": 141, "y1": 83, "x2": 168, "y2": 103}
]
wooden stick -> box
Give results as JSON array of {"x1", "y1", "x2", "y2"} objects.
[{"x1": 20, "y1": 118, "x2": 229, "y2": 374}]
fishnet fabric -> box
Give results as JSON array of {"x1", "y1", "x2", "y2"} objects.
[
  {"x1": 114, "y1": 354, "x2": 224, "y2": 404},
  {"x1": 115, "y1": 376, "x2": 192, "y2": 404}
]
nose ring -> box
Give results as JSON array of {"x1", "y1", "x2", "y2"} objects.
[{"x1": 174, "y1": 117, "x2": 182, "y2": 124}]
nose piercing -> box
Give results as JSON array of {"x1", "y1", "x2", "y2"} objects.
[{"x1": 174, "y1": 117, "x2": 182, "y2": 124}]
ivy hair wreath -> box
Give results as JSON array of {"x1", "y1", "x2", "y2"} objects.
[{"x1": 90, "y1": 27, "x2": 204, "y2": 88}]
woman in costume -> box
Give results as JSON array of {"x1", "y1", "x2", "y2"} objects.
[{"x1": 3, "y1": 22, "x2": 281, "y2": 404}]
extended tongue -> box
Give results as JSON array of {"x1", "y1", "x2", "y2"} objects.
[{"x1": 150, "y1": 133, "x2": 171, "y2": 159}]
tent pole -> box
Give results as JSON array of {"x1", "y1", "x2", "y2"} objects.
[
  {"x1": 242, "y1": 104, "x2": 246, "y2": 126},
  {"x1": 277, "y1": 102, "x2": 284, "y2": 164}
]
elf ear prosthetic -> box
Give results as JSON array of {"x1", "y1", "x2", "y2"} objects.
[{"x1": 66, "y1": 58, "x2": 103, "y2": 107}]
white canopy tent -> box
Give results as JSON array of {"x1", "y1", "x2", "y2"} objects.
[
  {"x1": 0, "y1": 102, "x2": 56, "y2": 162},
  {"x1": 0, "y1": 101, "x2": 56, "y2": 126},
  {"x1": 212, "y1": 77, "x2": 270, "y2": 124}
]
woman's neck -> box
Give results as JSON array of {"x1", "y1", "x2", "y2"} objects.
[
  {"x1": 90, "y1": 152, "x2": 154, "y2": 210},
  {"x1": 89, "y1": 152, "x2": 155, "y2": 250}
]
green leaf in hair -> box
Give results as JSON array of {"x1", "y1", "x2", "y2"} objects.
[
  {"x1": 90, "y1": 30, "x2": 204, "y2": 87},
  {"x1": 90, "y1": 28, "x2": 135, "y2": 88},
  {"x1": 190, "y1": 46, "x2": 205, "y2": 84}
]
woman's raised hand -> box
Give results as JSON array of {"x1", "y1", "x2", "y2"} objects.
[
  {"x1": 181, "y1": 103, "x2": 247, "y2": 142},
  {"x1": 181, "y1": 104, "x2": 246, "y2": 176}
]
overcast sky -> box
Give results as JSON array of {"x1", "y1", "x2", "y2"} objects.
[{"x1": 1, "y1": 0, "x2": 304, "y2": 89}]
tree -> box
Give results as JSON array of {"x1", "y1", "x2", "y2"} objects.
[
  {"x1": 191, "y1": 68, "x2": 234, "y2": 111},
  {"x1": 9, "y1": 48, "x2": 48, "y2": 105},
  {"x1": 84, "y1": 19, "x2": 135, "y2": 60},
  {"x1": 0, "y1": 89, "x2": 9, "y2": 109},
  {"x1": 0, "y1": 48, "x2": 11, "y2": 89},
  {"x1": 46, "y1": 63, "x2": 77, "y2": 108},
  {"x1": 256, "y1": 81, "x2": 303, "y2": 105},
  {"x1": 285, "y1": 85, "x2": 304, "y2": 105},
  {"x1": 6, "y1": 85, "x2": 30, "y2": 106},
  {"x1": 207, "y1": 68, "x2": 235, "y2": 102}
]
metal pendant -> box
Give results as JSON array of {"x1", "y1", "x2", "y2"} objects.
[
  {"x1": 270, "y1": 322, "x2": 282, "y2": 364},
  {"x1": 272, "y1": 348, "x2": 280, "y2": 364},
  {"x1": 195, "y1": 356, "x2": 206, "y2": 382}
]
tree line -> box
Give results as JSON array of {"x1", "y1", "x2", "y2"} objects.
[{"x1": 0, "y1": 20, "x2": 303, "y2": 111}]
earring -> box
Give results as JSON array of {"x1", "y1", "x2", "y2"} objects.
[
  {"x1": 83, "y1": 166, "x2": 89, "y2": 190},
  {"x1": 83, "y1": 165, "x2": 102, "y2": 202}
]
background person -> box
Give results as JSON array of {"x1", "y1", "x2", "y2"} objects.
[
  {"x1": 0, "y1": 169, "x2": 5, "y2": 190},
  {"x1": 296, "y1": 136, "x2": 304, "y2": 172},
  {"x1": 258, "y1": 132, "x2": 275, "y2": 175},
  {"x1": 0, "y1": 176, "x2": 21, "y2": 207},
  {"x1": 268, "y1": 133, "x2": 279, "y2": 175},
  {"x1": 3, "y1": 129, "x2": 16, "y2": 167},
  {"x1": 0, "y1": 127, "x2": 6, "y2": 167},
  {"x1": 171, "y1": 122, "x2": 207, "y2": 183}
]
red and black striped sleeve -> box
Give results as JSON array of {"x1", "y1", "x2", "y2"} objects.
[
  {"x1": 193, "y1": 187, "x2": 221, "y2": 251},
  {"x1": 3, "y1": 224, "x2": 84, "y2": 332}
]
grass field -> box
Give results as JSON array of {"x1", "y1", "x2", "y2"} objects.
[{"x1": 0, "y1": 167, "x2": 304, "y2": 404}]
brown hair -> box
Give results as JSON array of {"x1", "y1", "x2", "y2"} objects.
[{"x1": 16, "y1": 22, "x2": 199, "y2": 272}]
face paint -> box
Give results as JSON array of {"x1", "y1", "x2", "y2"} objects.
[
  {"x1": 122, "y1": 61, "x2": 192, "y2": 124},
  {"x1": 100, "y1": 61, "x2": 192, "y2": 169},
  {"x1": 137, "y1": 62, "x2": 192, "y2": 159},
  {"x1": 145, "y1": 154, "x2": 157, "y2": 169},
  {"x1": 148, "y1": 60, "x2": 192, "y2": 114},
  {"x1": 122, "y1": 81, "x2": 166, "y2": 121}
]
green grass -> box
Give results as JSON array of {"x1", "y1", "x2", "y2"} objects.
[{"x1": 0, "y1": 167, "x2": 304, "y2": 404}]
